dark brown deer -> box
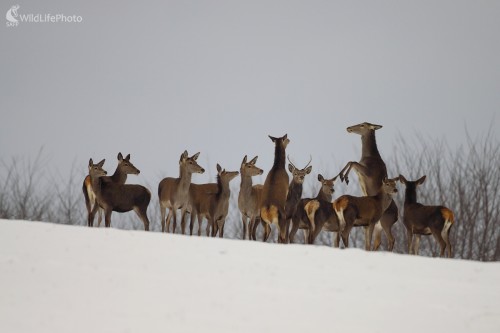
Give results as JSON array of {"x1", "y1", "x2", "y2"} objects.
[
  {"x1": 338, "y1": 122, "x2": 399, "y2": 251},
  {"x1": 399, "y1": 175, "x2": 455, "y2": 257},
  {"x1": 238, "y1": 155, "x2": 264, "y2": 240},
  {"x1": 158, "y1": 151, "x2": 205, "y2": 234},
  {"x1": 83, "y1": 153, "x2": 139, "y2": 227},
  {"x1": 88, "y1": 159, "x2": 151, "y2": 230},
  {"x1": 289, "y1": 174, "x2": 337, "y2": 244},
  {"x1": 260, "y1": 134, "x2": 290, "y2": 243},
  {"x1": 283, "y1": 156, "x2": 312, "y2": 243},
  {"x1": 209, "y1": 164, "x2": 239, "y2": 238},
  {"x1": 187, "y1": 182, "x2": 218, "y2": 236},
  {"x1": 333, "y1": 177, "x2": 399, "y2": 250}
]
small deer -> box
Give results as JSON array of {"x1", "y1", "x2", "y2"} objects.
[
  {"x1": 333, "y1": 177, "x2": 399, "y2": 250},
  {"x1": 289, "y1": 174, "x2": 337, "y2": 244},
  {"x1": 338, "y1": 122, "x2": 399, "y2": 251},
  {"x1": 399, "y1": 175, "x2": 455, "y2": 257},
  {"x1": 209, "y1": 164, "x2": 239, "y2": 238},
  {"x1": 283, "y1": 155, "x2": 312, "y2": 243},
  {"x1": 187, "y1": 182, "x2": 218, "y2": 236},
  {"x1": 83, "y1": 153, "x2": 139, "y2": 227},
  {"x1": 158, "y1": 151, "x2": 205, "y2": 234},
  {"x1": 87, "y1": 159, "x2": 151, "y2": 230},
  {"x1": 238, "y1": 155, "x2": 264, "y2": 240},
  {"x1": 260, "y1": 134, "x2": 290, "y2": 243}
]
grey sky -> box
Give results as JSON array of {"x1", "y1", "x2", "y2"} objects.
[{"x1": 2, "y1": 0, "x2": 499, "y2": 191}]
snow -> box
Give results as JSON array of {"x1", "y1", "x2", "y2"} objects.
[{"x1": 1, "y1": 219, "x2": 499, "y2": 333}]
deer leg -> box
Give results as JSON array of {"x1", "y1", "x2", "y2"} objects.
[
  {"x1": 97, "y1": 207, "x2": 103, "y2": 227},
  {"x1": 443, "y1": 228, "x2": 452, "y2": 258},
  {"x1": 197, "y1": 215, "x2": 203, "y2": 237},
  {"x1": 363, "y1": 226, "x2": 370, "y2": 250},
  {"x1": 172, "y1": 210, "x2": 178, "y2": 234},
  {"x1": 165, "y1": 208, "x2": 173, "y2": 233},
  {"x1": 219, "y1": 220, "x2": 225, "y2": 238},
  {"x1": 289, "y1": 217, "x2": 299, "y2": 243},
  {"x1": 160, "y1": 204, "x2": 167, "y2": 232},
  {"x1": 414, "y1": 235, "x2": 421, "y2": 255},
  {"x1": 338, "y1": 162, "x2": 353, "y2": 184},
  {"x1": 372, "y1": 221, "x2": 383, "y2": 251},
  {"x1": 188, "y1": 212, "x2": 195, "y2": 236},
  {"x1": 432, "y1": 230, "x2": 446, "y2": 257},
  {"x1": 104, "y1": 209, "x2": 112, "y2": 228},
  {"x1": 180, "y1": 209, "x2": 188, "y2": 235},
  {"x1": 205, "y1": 218, "x2": 212, "y2": 237},
  {"x1": 88, "y1": 202, "x2": 99, "y2": 227},
  {"x1": 263, "y1": 223, "x2": 271, "y2": 242},
  {"x1": 134, "y1": 206, "x2": 150, "y2": 231},
  {"x1": 242, "y1": 216, "x2": 248, "y2": 240},
  {"x1": 406, "y1": 228, "x2": 414, "y2": 254},
  {"x1": 333, "y1": 232, "x2": 340, "y2": 248},
  {"x1": 252, "y1": 218, "x2": 261, "y2": 241},
  {"x1": 302, "y1": 229, "x2": 308, "y2": 244},
  {"x1": 343, "y1": 162, "x2": 370, "y2": 186}
]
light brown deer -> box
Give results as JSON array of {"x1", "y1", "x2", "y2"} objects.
[
  {"x1": 260, "y1": 134, "x2": 290, "y2": 243},
  {"x1": 289, "y1": 174, "x2": 337, "y2": 244},
  {"x1": 333, "y1": 177, "x2": 399, "y2": 250},
  {"x1": 83, "y1": 153, "x2": 139, "y2": 227},
  {"x1": 338, "y1": 122, "x2": 399, "y2": 251},
  {"x1": 88, "y1": 159, "x2": 151, "y2": 230},
  {"x1": 209, "y1": 164, "x2": 239, "y2": 238},
  {"x1": 399, "y1": 175, "x2": 455, "y2": 257},
  {"x1": 187, "y1": 183, "x2": 218, "y2": 236},
  {"x1": 158, "y1": 151, "x2": 205, "y2": 233},
  {"x1": 238, "y1": 155, "x2": 264, "y2": 240}
]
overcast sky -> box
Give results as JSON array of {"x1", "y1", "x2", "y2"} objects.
[{"x1": 2, "y1": 0, "x2": 499, "y2": 190}]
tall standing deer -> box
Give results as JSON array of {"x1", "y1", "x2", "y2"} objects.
[
  {"x1": 209, "y1": 164, "x2": 239, "y2": 238},
  {"x1": 87, "y1": 159, "x2": 151, "y2": 230},
  {"x1": 289, "y1": 174, "x2": 338, "y2": 244},
  {"x1": 283, "y1": 156, "x2": 312, "y2": 242},
  {"x1": 333, "y1": 177, "x2": 399, "y2": 250},
  {"x1": 399, "y1": 175, "x2": 455, "y2": 257},
  {"x1": 238, "y1": 155, "x2": 264, "y2": 240},
  {"x1": 260, "y1": 134, "x2": 290, "y2": 243},
  {"x1": 158, "y1": 151, "x2": 205, "y2": 234},
  {"x1": 83, "y1": 153, "x2": 139, "y2": 227},
  {"x1": 338, "y1": 122, "x2": 399, "y2": 251}
]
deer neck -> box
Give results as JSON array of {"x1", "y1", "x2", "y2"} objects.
[
  {"x1": 240, "y1": 174, "x2": 253, "y2": 197},
  {"x1": 316, "y1": 190, "x2": 332, "y2": 202},
  {"x1": 272, "y1": 143, "x2": 286, "y2": 169},
  {"x1": 216, "y1": 177, "x2": 231, "y2": 201},
  {"x1": 361, "y1": 131, "x2": 381, "y2": 158},
  {"x1": 178, "y1": 166, "x2": 193, "y2": 192},
  {"x1": 109, "y1": 167, "x2": 127, "y2": 184},
  {"x1": 404, "y1": 187, "x2": 417, "y2": 205},
  {"x1": 287, "y1": 181, "x2": 303, "y2": 202}
]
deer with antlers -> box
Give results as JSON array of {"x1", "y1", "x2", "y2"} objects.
[
  {"x1": 338, "y1": 122, "x2": 399, "y2": 251},
  {"x1": 260, "y1": 134, "x2": 290, "y2": 243},
  {"x1": 158, "y1": 151, "x2": 205, "y2": 234},
  {"x1": 238, "y1": 155, "x2": 264, "y2": 240},
  {"x1": 87, "y1": 158, "x2": 151, "y2": 230},
  {"x1": 399, "y1": 175, "x2": 455, "y2": 257}
]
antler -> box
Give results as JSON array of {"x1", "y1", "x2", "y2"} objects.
[
  {"x1": 287, "y1": 155, "x2": 297, "y2": 170},
  {"x1": 303, "y1": 155, "x2": 312, "y2": 169}
]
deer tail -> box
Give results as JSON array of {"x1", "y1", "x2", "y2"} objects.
[{"x1": 333, "y1": 196, "x2": 349, "y2": 231}]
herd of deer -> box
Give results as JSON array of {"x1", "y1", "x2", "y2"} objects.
[{"x1": 83, "y1": 122, "x2": 455, "y2": 257}]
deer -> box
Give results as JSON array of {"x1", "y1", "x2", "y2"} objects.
[
  {"x1": 158, "y1": 151, "x2": 205, "y2": 234},
  {"x1": 289, "y1": 174, "x2": 338, "y2": 244},
  {"x1": 260, "y1": 134, "x2": 290, "y2": 243},
  {"x1": 338, "y1": 122, "x2": 399, "y2": 251},
  {"x1": 333, "y1": 177, "x2": 399, "y2": 250},
  {"x1": 399, "y1": 175, "x2": 455, "y2": 257},
  {"x1": 87, "y1": 159, "x2": 151, "y2": 230},
  {"x1": 209, "y1": 164, "x2": 239, "y2": 238},
  {"x1": 238, "y1": 155, "x2": 264, "y2": 240},
  {"x1": 283, "y1": 155, "x2": 312, "y2": 243},
  {"x1": 82, "y1": 153, "x2": 139, "y2": 227},
  {"x1": 187, "y1": 182, "x2": 218, "y2": 237}
]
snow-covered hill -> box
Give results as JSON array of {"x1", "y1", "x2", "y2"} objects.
[{"x1": 1, "y1": 219, "x2": 498, "y2": 333}]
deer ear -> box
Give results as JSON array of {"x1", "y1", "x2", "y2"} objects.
[
  {"x1": 242, "y1": 155, "x2": 248, "y2": 164},
  {"x1": 98, "y1": 159, "x2": 105, "y2": 167},
  {"x1": 305, "y1": 166, "x2": 312, "y2": 174},
  {"x1": 318, "y1": 174, "x2": 324, "y2": 182},
  {"x1": 192, "y1": 152, "x2": 200, "y2": 160},
  {"x1": 117, "y1": 152, "x2": 123, "y2": 161},
  {"x1": 417, "y1": 175, "x2": 427, "y2": 185},
  {"x1": 249, "y1": 156, "x2": 258, "y2": 165},
  {"x1": 288, "y1": 164, "x2": 294, "y2": 173},
  {"x1": 283, "y1": 134, "x2": 288, "y2": 140},
  {"x1": 372, "y1": 124, "x2": 383, "y2": 130},
  {"x1": 216, "y1": 164, "x2": 222, "y2": 173},
  {"x1": 181, "y1": 150, "x2": 188, "y2": 160},
  {"x1": 125, "y1": 154, "x2": 130, "y2": 161},
  {"x1": 399, "y1": 175, "x2": 407, "y2": 184},
  {"x1": 268, "y1": 135, "x2": 277, "y2": 142},
  {"x1": 89, "y1": 158, "x2": 94, "y2": 167}
]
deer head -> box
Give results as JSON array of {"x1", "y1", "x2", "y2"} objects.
[{"x1": 287, "y1": 155, "x2": 312, "y2": 185}]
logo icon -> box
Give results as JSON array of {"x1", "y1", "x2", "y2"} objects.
[{"x1": 6, "y1": 4, "x2": 20, "y2": 27}]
